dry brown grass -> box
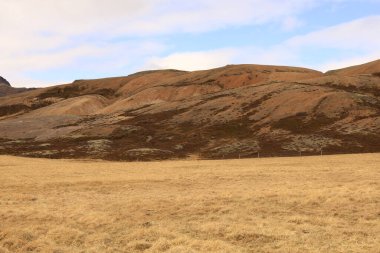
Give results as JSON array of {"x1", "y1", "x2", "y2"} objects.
[{"x1": 0, "y1": 154, "x2": 379, "y2": 252}]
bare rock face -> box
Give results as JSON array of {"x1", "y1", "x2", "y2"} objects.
[
  {"x1": 0, "y1": 61, "x2": 379, "y2": 160},
  {"x1": 0, "y1": 76, "x2": 11, "y2": 86}
]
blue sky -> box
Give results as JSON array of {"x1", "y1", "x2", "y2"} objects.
[{"x1": 1, "y1": 0, "x2": 380, "y2": 87}]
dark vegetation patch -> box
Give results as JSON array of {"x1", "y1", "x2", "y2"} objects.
[
  {"x1": 105, "y1": 108, "x2": 206, "y2": 160},
  {"x1": 273, "y1": 113, "x2": 335, "y2": 134},
  {"x1": 241, "y1": 93, "x2": 273, "y2": 112},
  {"x1": 52, "y1": 122, "x2": 81, "y2": 129},
  {"x1": 258, "y1": 137, "x2": 293, "y2": 155},
  {"x1": 321, "y1": 131, "x2": 380, "y2": 153},
  {"x1": 204, "y1": 118, "x2": 253, "y2": 139},
  {"x1": 127, "y1": 69, "x2": 187, "y2": 78},
  {"x1": 359, "y1": 96, "x2": 380, "y2": 110},
  {"x1": 1, "y1": 122, "x2": 380, "y2": 160},
  {"x1": 123, "y1": 149, "x2": 174, "y2": 161},
  {"x1": 0, "y1": 104, "x2": 30, "y2": 117},
  {"x1": 0, "y1": 99, "x2": 59, "y2": 117},
  {"x1": 109, "y1": 125, "x2": 144, "y2": 140},
  {"x1": 123, "y1": 108, "x2": 188, "y2": 124},
  {"x1": 274, "y1": 69, "x2": 303, "y2": 73},
  {"x1": 167, "y1": 78, "x2": 223, "y2": 88},
  {"x1": 312, "y1": 96, "x2": 328, "y2": 114},
  {"x1": 1, "y1": 90, "x2": 379, "y2": 160},
  {"x1": 318, "y1": 82, "x2": 380, "y2": 97},
  {"x1": 221, "y1": 71, "x2": 248, "y2": 76},
  {"x1": 0, "y1": 137, "x2": 100, "y2": 159},
  {"x1": 122, "y1": 104, "x2": 153, "y2": 115},
  {"x1": 203, "y1": 141, "x2": 260, "y2": 159},
  {"x1": 30, "y1": 100, "x2": 55, "y2": 110},
  {"x1": 256, "y1": 136, "x2": 341, "y2": 157},
  {"x1": 205, "y1": 93, "x2": 231, "y2": 101},
  {"x1": 212, "y1": 106, "x2": 231, "y2": 114},
  {"x1": 191, "y1": 93, "x2": 233, "y2": 108},
  {"x1": 372, "y1": 72, "x2": 380, "y2": 78},
  {"x1": 37, "y1": 84, "x2": 117, "y2": 99},
  {"x1": 37, "y1": 85, "x2": 86, "y2": 99}
]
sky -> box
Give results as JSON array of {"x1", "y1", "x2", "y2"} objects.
[{"x1": 1, "y1": 0, "x2": 380, "y2": 87}]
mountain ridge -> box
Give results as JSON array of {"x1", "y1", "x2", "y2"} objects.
[{"x1": 0, "y1": 61, "x2": 379, "y2": 160}]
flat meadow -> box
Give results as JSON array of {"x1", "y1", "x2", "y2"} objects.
[{"x1": 0, "y1": 154, "x2": 379, "y2": 252}]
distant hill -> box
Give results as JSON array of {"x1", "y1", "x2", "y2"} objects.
[
  {"x1": 0, "y1": 76, "x2": 11, "y2": 86},
  {"x1": 0, "y1": 61, "x2": 379, "y2": 160},
  {"x1": 326, "y1": 59, "x2": 380, "y2": 76},
  {"x1": 0, "y1": 76, "x2": 32, "y2": 97}
]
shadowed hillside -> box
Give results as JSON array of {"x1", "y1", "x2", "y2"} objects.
[{"x1": 0, "y1": 62, "x2": 379, "y2": 160}]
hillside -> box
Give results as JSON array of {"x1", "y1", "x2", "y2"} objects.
[
  {"x1": 0, "y1": 62, "x2": 379, "y2": 160},
  {"x1": 326, "y1": 59, "x2": 380, "y2": 76}
]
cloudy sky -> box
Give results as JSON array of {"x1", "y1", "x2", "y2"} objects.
[{"x1": 1, "y1": 0, "x2": 380, "y2": 87}]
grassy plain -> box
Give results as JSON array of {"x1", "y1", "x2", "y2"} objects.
[{"x1": 0, "y1": 154, "x2": 379, "y2": 252}]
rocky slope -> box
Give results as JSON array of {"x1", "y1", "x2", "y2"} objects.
[{"x1": 0, "y1": 62, "x2": 379, "y2": 160}]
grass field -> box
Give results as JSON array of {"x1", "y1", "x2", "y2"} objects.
[{"x1": 0, "y1": 154, "x2": 379, "y2": 253}]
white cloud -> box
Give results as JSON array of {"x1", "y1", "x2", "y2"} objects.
[
  {"x1": 0, "y1": 0, "x2": 318, "y2": 41},
  {"x1": 1, "y1": 40, "x2": 168, "y2": 87},
  {"x1": 145, "y1": 49, "x2": 239, "y2": 71},
  {"x1": 1, "y1": 0, "x2": 379, "y2": 86},
  {"x1": 0, "y1": 0, "x2": 319, "y2": 87},
  {"x1": 285, "y1": 15, "x2": 380, "y2": 71},
  {"x1": 316, "y1": 53, "x2": 380, "y2": 72},
  {"x1": 144, "y1": 45, "x2": 301, "y2": 72},
  {"x1": 287, "y1": 15, "x2": 380, "y2": 50},
  {"x1": 144, "y1": 15, "x2": 380, "y2": 73},
  {"x1": 120, "y1": 0, "x2": 317, "y2": 35},
  {"x1": 281, "y1": 16, "x2": 304, "y2": 31}
]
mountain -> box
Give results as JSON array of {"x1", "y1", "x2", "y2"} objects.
[
  {"x1": 0, "y1": 62, "x2": 379, "y2": 160},
  {"x1": 0, "y1": 76, "x2": 31, "y2": 97},
  {"x1": 0, "y1": 76, "x2": 11, "y2": 86}
]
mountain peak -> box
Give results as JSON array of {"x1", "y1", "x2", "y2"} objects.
[{"x1": 0, "y1": 76, "x2": 11, "y2": 86}]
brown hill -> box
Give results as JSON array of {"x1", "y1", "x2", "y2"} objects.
[
  {"x1": 0, "y1": 62, "x2": 379, "y2": 160},
  {"x1": 326, "y1": 59, "x2": 380, "y2": 76}
]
